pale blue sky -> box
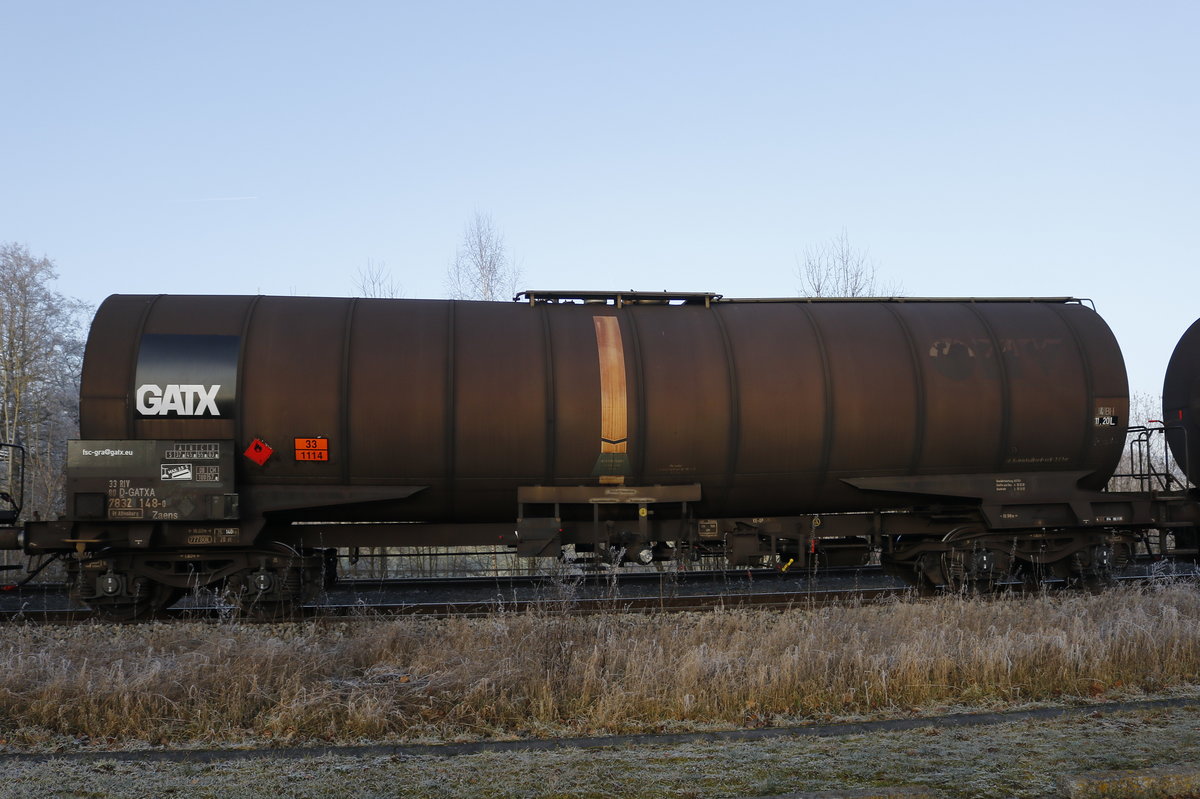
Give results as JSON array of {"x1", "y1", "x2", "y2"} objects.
[{"x1": 3, "y1": 1, "x2": 1197, "y2": 398}]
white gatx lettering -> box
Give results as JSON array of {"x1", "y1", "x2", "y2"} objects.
[
  {"x1": 136, "y1": 384, "x2": 162, "y2": 415},
  {"x1": 135, "y1": 384, "x2": 222, "y2": 416},
  {"x1": 160, "y1": 385, "x2": 185, "y2": 414},
  {"x1": 192, "y1": 384, "x2": 220, "y2": 415}
]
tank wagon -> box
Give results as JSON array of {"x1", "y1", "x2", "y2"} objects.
[
  {"x1": 3, "y1": 290, "x2": 1199, "y2": 618},
  {"x1": 1164, "y1": 317, "x2": 1200, "y2": 489}
]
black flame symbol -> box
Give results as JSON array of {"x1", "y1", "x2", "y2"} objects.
[{"x1": 253, "y1": 442, "x2": 263, "y2": 452}]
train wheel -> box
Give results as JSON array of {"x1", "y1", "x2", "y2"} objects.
[
  {"x1": 85, "y1": 578, "x2": 184, "y2": 622},
  {"x1": 1064, "y1": 543, "x2": 1128, "y2": 591},
  {"x1": 939, "y1": 547, "x2": 1019, "y2": 593},
  {"x1": 226, "y1": 564, "x2": 312, "y2": 620}
]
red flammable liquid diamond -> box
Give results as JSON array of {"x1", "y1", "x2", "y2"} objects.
[{"x1": 244, "y1": 438, "x2": 273, "y2": 466}]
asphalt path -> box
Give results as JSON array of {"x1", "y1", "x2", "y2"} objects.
[{"x1": 1, "y1": 696, "x2": 1195, "y2": 765}]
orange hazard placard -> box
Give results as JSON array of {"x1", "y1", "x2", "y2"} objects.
[{"x1": 294, "y1": 438, "x2": 329, "y2": 462}]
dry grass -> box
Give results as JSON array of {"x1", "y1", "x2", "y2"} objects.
[{"x1": 1, "y1": 584, "x2": 1198, "y2": 748}]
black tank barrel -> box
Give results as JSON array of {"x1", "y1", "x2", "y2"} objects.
[
  {"x1": 79, "y1": 294, "x2": 1129, "y2": 521},
  {"x1": 1164, "y1": 317, "x2": 1200, "y2": 486}
]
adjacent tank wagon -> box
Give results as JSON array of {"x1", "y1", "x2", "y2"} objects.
[{"x1": 1164, "y1": 317, "x2": 1200, "y2": 488}]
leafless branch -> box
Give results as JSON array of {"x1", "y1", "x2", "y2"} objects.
[
  {"x1": 795, "y1": 229, "x2": 902, "y2": 297},
  {"x1": 0, "y1": 242, "x2": 87, "y2": 519},
  {"x1": 355, "y1": 259, "x2": 402, "y2": 299},
  {"x1": 446, "y1": 211, "x2": 521, "y2": 301}
]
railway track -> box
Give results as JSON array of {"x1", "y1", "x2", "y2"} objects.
[
  {"x1": 0, "y1": 585, "x2": 910, "y2": 624},
  {"x1": 0, "y1": 564, "x2": 895, "y2": 621},
  {"x1": 0, "y1": 560, "x2": 1192, "y2": 624},
  {"x1": 0, "y1": 564, "x2": 880, "y2": 595}
]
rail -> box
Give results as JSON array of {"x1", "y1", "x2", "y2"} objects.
[{"x1": 3, "y1": 567, "x2": 1196, "y2": 624}]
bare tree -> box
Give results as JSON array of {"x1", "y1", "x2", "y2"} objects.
[
  {"x1": 796, "y1": 229, "x2": 902, "y2": 297},
  {"x1": 0, "y1": 243, "x2": 86, "y2": 520},
  {"x1": 354, "y1": 258, "x2": 402, "y2": 299},
  {"x1": 446, "y1": 211, "x2": 522, "y2": 301}
]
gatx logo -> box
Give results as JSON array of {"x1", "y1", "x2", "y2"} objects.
[{"x1": 136, "y1": 384, "x2": 222, "y2": 416}]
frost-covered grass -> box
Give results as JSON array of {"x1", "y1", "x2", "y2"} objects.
[
  {"x1": 0, "y1": 584, "x2": 1198, "y2": 748},
  {"x1": 2, "y1": 705, "x2": 1199, "y2": 798}
]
